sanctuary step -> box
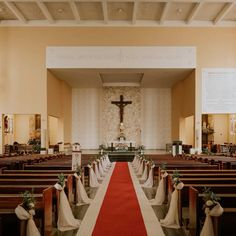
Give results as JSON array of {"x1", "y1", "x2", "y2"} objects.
[{"x1": 108, "y1": 152, "x2": 135, "y2": 162}]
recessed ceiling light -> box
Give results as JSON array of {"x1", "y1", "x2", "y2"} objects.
[
  {"x1": 57, "y1": 8, "x2": 64, "y2": 13},
  {"x1": 117, "y1": 8, "x2": 124, "y2": 13},
  {"x1": 176, "y1": 8, "x2": 182, "y2": 14}
]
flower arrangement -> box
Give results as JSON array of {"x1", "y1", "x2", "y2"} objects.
[
  {"x1": 145, "y1": 157, "x2": 151, "y2": 163},
  {"x1": 76, "y1": 166, "x2": 83, "y2": 176},
  {"x1": 21, "y1": 190, "x2": 35, "y2": 212},
  {"x1": 140, "y1": 154, "x2": 146, "y2": 159},
  {"x1": 172, "y1": 170, "x2": 181, "y2": 185},
  {"x1": 87, "y1": 158, "x2": 95, "y2": 167},
  {"x1": 99, "y1": 144, "x2": 106, "y2": 150},
  {"x1": 138, "y1": 145, "x2": 145, "y2": 151},
  {"x1": 202, "y1": 187, "x2": 220, "y2": 208},
  {"x1": 147, "y1": 158, "x2": 155, "y2": 167},
  {"x1": 160, "y1": 162, "x2": 167, "y2": 171},
  {"x1": 57, "y1": 173, "x2": 65, "y2": 187}
]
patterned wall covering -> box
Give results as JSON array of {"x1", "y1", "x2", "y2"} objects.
[{"x1": 102, "y1": 87, "x2": 141, "y2": 146}]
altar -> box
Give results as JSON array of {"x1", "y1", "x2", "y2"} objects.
[{"x1": 108, "y1": 140, "x2": 136, "y2": 151}]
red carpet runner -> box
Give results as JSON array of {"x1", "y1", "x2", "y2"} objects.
[{"x1": 92, "y1": 162, "x2": 147, "y2": 236}]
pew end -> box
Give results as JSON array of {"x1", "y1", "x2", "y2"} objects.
[
  {"x1": 43, "y1": 186, "x2": 53, "y2": 235},
  {"x1": 189, "y1": 186, "x2": 199, "y2": 236}
]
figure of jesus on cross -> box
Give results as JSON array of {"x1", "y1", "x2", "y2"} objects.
[{"x1": 111, "y1": 95, "x2": 132, "y2": 123}]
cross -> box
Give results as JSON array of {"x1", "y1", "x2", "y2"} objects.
[{"x1": 111, "y1": 95, "x2": 132, "y2": 123}]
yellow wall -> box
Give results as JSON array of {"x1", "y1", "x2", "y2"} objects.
[
  {"x1": 47, "y1": 70, "x2": 71, "y2": 143},
  {"x1": 14, "y1": 114, "x2": 34, "y2": 144},
  {"x1": 1, "y1": 27, "x2": 236, "y2": 147},
  {"x1": 211, "y1": 114, "x2": 229, "y2": 144},
  {"x1": 172, "y1": 70, "x2": 195, "y2": 141},
  {"x1": 48, "y1": 116, "x2": 58, "y2": 145},
  {"x1": 229, "y1": 114, "x2": 236, "y2": 144}
]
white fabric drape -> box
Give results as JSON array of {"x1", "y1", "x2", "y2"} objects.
[
  {"x1": 150, "y1": 171, "x2": 168, "y2": 205},
  {"x1": 142, "y1": 165, "x2": 155, "y2": 188},
  {"x1": 137, "y1": 160, "x2": 144, "y2": 176},
  {"x1": 104, "y1": 158, "x2": 111, "y2": 169},
  {"x1": 101, "y1": 158, "x2": 109, "y2": 172},
  {"x1": 54, "y1": 183, "x2": 81, "y2": 231},
  {"x1": 200, "y1": 203, "x2": 224, "y2": 236},
  {"x1": 74, "y1": 173, "x2": 92, "y2": 205},
  {"x1": 132, "y1": 155, "x2": 138, "y2": 167},
  {"x1": 95, "y1": 162, "x2": 103, "y2": 181},
  {"x1": 88, "y1": 165, "x2": 100, "y2": 188},
  {"x1": 134, "y1": 158, "x2": 142, "y2": 172},
  {"x1": 140, "y1": 162, "x2": 148, "y2": 181},
  {"x1": 98, "y1": 162, "x2": 106, "y2": 177},
  {"x1": 105, "y1": 155, "x2": 112, "y2": 166},
  {"x1": 160, "y1": 182, "x2": 184, "y2": 229},
  {"x1": 15, "y1": 205, "x2": 41, "y2": 236}
]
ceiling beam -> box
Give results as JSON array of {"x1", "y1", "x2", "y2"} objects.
[
  {"x1": 36, "y1": 0, "x2": 54, "y2": 24},
  {"x1": 102, "y1": 0, "x2": 108, "y2": 24},
  {"x1": 160, "y1": 2, "x2": 171, "y2": 25},
  {"x1": 4, "y1": 1, "x2": 27, "y2": 23},
  {"x1": 214, "y1": 2, "x2": 234, "y2": 25},
  {"x1": 69, "y1": 0, "x2": 80, "y2": 23},
  {"x1": 132, "y1": 1, "x2": 138, "y2": 25},
  {"x1": 186, "y1": 2, "x2": 204, "y2": 24}
]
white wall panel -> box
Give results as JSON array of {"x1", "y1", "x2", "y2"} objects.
[
  {"x1": 141, "y1": 88, "x2": 171, "y2": 149},
  {"x1": 72, "y1": 88, "x2": 101, "y2": 149}
]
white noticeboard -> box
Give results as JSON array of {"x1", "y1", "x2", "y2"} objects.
[{"x1": 202, "y1": 68, "x2": 236, "y2": 114}]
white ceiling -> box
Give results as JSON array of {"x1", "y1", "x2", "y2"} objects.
[
  {"x1": 1, "y1": 0, "x2": 236, "y2": 27},
  {"x1": 50, "y1": 68, "x2": 194, "y2": 88}
]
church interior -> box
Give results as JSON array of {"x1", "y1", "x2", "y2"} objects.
[{"x1": 1, "y1": 0, "x2": 236, "y2": 235}]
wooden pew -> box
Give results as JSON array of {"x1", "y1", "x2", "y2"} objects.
[
  {"x1": 0, "y1": 175, "x2": 73, "y2": 203},
  {"x1": 23, "y1": 165, "x2": 72, "y2": 170},
  {"x1": 189, "y1": 186, "x2": 236, "y2": 236},
  {"x1": 2, "y1": 169, "x2": 74, "y2": 174},
  {"x1": 166, "y1": 175, "x2": 236, "y2": 227},
  {"x1": 0, "y1": 172, "x2": 74, "y2": 235},
  {"x1": 0, "y1": 154, "x2": 62, "y2": 170},
  {"x1": 0, "y1": 187, "x2": 53, "y2": 236}
]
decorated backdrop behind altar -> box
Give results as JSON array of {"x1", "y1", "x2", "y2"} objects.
[
  {"x1": 102, "y1": 87, "x2": 141, "y2": 146},
  {"x1": 72, "y1": 87, "x2": 171, "y2": 149}
]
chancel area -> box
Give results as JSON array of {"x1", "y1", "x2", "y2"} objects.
[{"x1": 1, "y1": 1, "x2": 236, "y2": 235}]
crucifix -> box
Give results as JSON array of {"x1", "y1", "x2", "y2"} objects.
[{"x1": 111, "y1": 95, "x2": 132, "y2": 123}]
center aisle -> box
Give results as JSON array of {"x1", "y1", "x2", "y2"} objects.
[{"x1": 92, "y1": 162, "x2": 147, "y2": 236}]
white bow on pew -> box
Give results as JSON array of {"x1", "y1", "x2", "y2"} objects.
[
  {"x1": 105, "y1": 154, "x2": 112, "y2": 167},
  {"x1": 15, "y1": 205, "x2": 41, "y2": 236},
  {"x1": 74, "y1": 173, "x2": 92, "y2": 205},
  {"x1": 137, "y1": 160, "x2": 144, "y2": 176},
  {"x1": 54, "y1": 183, "x2": 81, "y2": 231},
  {"x1": 160, "y1": 182, "x2": 184, "y2": 229},
  {"x1": 200, "y1": 203, "x2": 224, "y2": 236},
  {"x1": 150, "y1": 171, "x2": 168, "y2": 205},
  {"x1": 142, "y1": 164, "x2": 155, "y2": 188},
  {"x1": 101, "y1": 158, "x2": 109, "y2": 172},
  {"x1": 98, "y1": 161, "x2": 106, "y2": 177},
  {"x1": 95, "y1": 162, "x2": 103, "y2": 181},
  {"x1": 88, "y1": 164, "x2": 100, "y2": 188},
  {"x1": 140, "y1": 162, "x2": 148, "y2": 181},
  {"x1": 134, "y1": 157, "x2": 142, "y2": 172},
  {"x1": 131, "y1": 155, "x2": 138, "y2": 167}
]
